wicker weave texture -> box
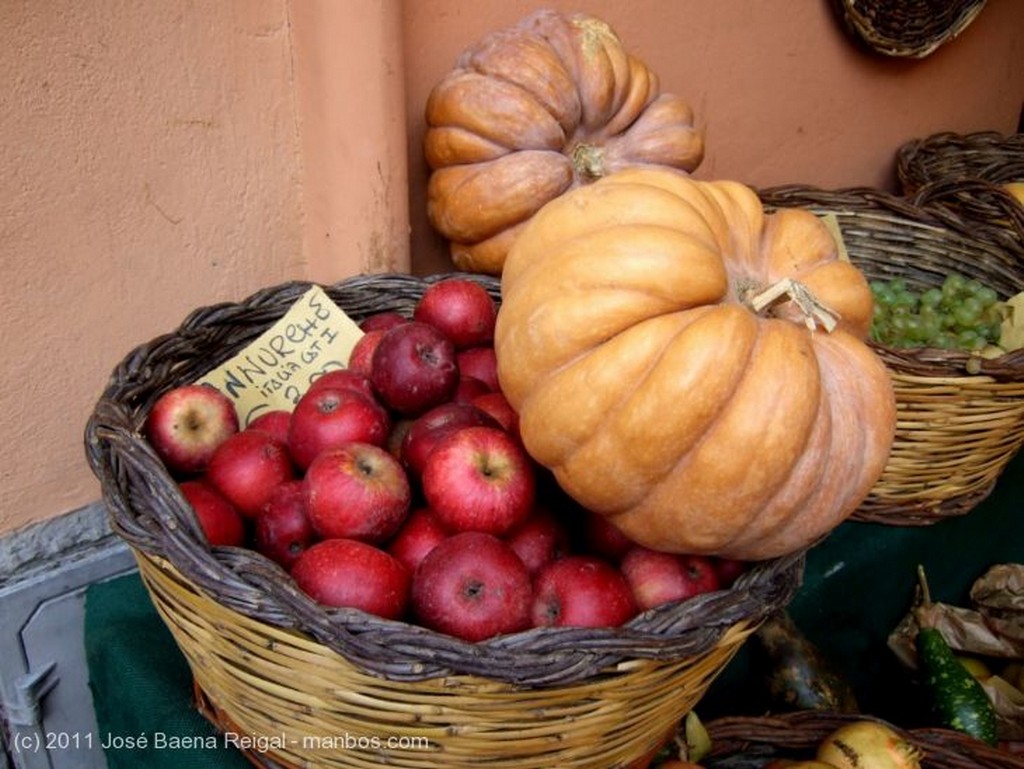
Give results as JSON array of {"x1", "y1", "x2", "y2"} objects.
[
  {"x1": 139, "y1": 552, "x2": 755, "y2": 768},
  {"x1": 830, "y1": 0, "x2": 988, "y2": 58},
  {"x1": 759, "y1": 185, "x2": 1024, "y2": 525},
  {"x1": 896, "y1": 131, "x2": 1024, "y2": 262}
]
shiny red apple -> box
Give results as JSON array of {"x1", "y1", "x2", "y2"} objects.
[
  {"x1": 531, "y1": 556, "x2": 638, "y2": 629},
  {"x1": 412, "y1": 278, "x2": 497, "y2": 350},
  {"x1": 287, "y1": 386, "x2": 390, "y2": 470},
  {"x1": 145, "y1": 384, "x2": 239, "y2": 475},
  {"x1": 179, "y1": 479, "x2": 246, "y2": 547},
  {"x1": 205, "y1": 429, "x2": 295, "y2": 518},
  {"x1": 292, "y1": 538, "x2": 410, "y2": 619}
]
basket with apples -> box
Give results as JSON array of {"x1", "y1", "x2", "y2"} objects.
[{"x1": 86, "y1": 272, "x2": 804, "y2": 769}]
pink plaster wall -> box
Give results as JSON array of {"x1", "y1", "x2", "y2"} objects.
[{"x1": 1, "y1": 1, "x2": 1022, "y2": 538}]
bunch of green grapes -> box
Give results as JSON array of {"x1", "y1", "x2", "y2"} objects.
[{"x1": 869, "y1": 273, "x2": 1003, "y2": 351}]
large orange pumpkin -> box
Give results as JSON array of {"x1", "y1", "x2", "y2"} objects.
[
  {"x1": 495, "y1": 167, "x2": 897, "y2": 560},
  {"x1": 424, "y1": 9, "x2": 704, "y2": 275}
]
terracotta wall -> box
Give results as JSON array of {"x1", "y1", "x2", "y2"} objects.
[{"x1": 1, "y1": 0, "x2": 1022, "y2": 538}]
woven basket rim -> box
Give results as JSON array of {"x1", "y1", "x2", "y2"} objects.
[
  {"x1": 704, "y1": 710, "x2": 1024, "y2": 769},
  {"x1": 829, "y1": 0, "x2": 989, "y2": 58},
  {"x1": 84, "y1": 272, "x2": 806, "y2": 688},
  {"x1": 758, "y1": 183, "x2": 1024, "y2": 381}
]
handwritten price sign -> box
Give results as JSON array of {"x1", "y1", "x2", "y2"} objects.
[{"x1": 197, "y1": 286, "x2": 365, "y2": 425}]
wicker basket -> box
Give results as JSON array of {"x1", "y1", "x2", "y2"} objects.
[
  {"x1": 828, "y1": 0, "x2": 988, "y2": 58},
  {"x1": 704, "y1": 711, "x2": 1024, "y2": 769},
  {"x1": 84, "y1": 273, "x2": 805, "y2": 769},
  {"x1": 758, "y1": 185, "x2": 1024, "y2": 525},
  {"x1": 896, "y1": 131, "x2": 1024, "y2": 260}
]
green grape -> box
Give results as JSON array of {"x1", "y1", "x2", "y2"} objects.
[
  {"x1": 942, "y1": 273, "x2": 966, "y2": 300},
  {"x1": 888, "y1": 278, "x2": 907, "y2": 294},
  {"x1": 919, "y1": 314, "x2": 941, "y2": 340},
  {"x1": 956, "y1": 329, "x2": 984, "y2": 350},
  {"x1": 920, "y1": 287, "x2": 943, "y2": 308},
  {"x1": 893, "y1": 290, "x2": 917, "y2": 310},
  {"x1": 976, "y1": 286, "x2": 999, "y2": 308},
  {"x1": 933, "y1": 332, "x2": 958, "y2": 349},
  {"x1": 964, "y1": 278, "x2": 983, "y2": 297}
]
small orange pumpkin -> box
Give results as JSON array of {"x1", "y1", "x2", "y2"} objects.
[
  {"x1": 424, "y1": 9, "x2": 704, "y2": 275},
  {"x1": 495, "y1": 167, "x2": 896, "y2": 560}
]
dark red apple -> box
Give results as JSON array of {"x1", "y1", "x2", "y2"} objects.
[
  {"x1": 411, "y1": 531, "x2": 532, "y2": 642},
  {"x1": 581, "y1": 510, "x2": 635, "y2": 562},
  {"x1": 287, "y1": 386, "x2": 390, "y2": 470},
  {"x1": 711, "y1": 557, "x2": 749, "y2": 588},
  {"x1": 421, "y1": 426, "x2": 534, "y2": 536},
  {"x1": 386, "y1": 507, "x2": 449, "y2": 574},
  {"x1": 505, "y1": 507, "x2": 571, "y2": 575},
  {"x1": 359, "y1": 311, "x2": 407, "y2": 333},
  {"x1": 304, "y1": 442, "x2": 411, "y2": 543},
  {"x1": 531, "y1": 556, "x2": 638, "y2": 629},
  {"x1": 456, "y1": 346, "x2": 499, "y2": 392},
  {"x1": 371, "y1": 321, "x2": 459, "y2": 416},
  {"x1": 246, "y1": 409, "x2": 292, "y2": 446},
  {"x1": 452, "y1": 375, "x2": 491, "y2": 404},
  {"x1": 291, "y1": 538, "x2": 410, "y2": 619},
  {"x1": 254, "y1": 480, "x2": 316, "y2": 569},
  {"x1": 413, "y1": 278, "x2": 497, "y2": 350},
  {"x1": 400, "y1": 402, "x2": 499, "y2": 477},
  {"x1": 305, "y1": 369, "x2": 376, "y2": 401},
  {"x1": 145, "y1": 384, "x2": 239, "y2": 475},
  {"x1": 620, "y1": 547, "x2": 721, "y2": 611},
  {"x1": 471, "y1": 391, "x2": 519, "y2": 436},
  {"x1": 205, "y1": 430, "x2": 295, "y2": 518},
  {"x1": 347, "y1": 329, "x2": 387, "y2": 377},
  {"x1": 179, "y1": 479, "x2": 246, "y2": 547}
]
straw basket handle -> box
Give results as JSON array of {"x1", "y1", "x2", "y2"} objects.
[{"x1": 910, "y1": 178, "x2": 1024, "y2": 256}]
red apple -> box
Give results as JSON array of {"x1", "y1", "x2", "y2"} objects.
[
  {"x1": 413, "y1": 278, "x2": 497, "y2": 350},
  {"x1": 370, "y1": 321, "x2": 459, "y2": 416},
  {"x1": 531, "y1": 556, "x2": 638, "y2": 629},
  {"x1": 347, "y1": 329, "x2": 386, "y2": 377},
  {"x1": 287, "y1": 386, "x2": 390, "y2": 470},
  {"x1": 305, "y1": 369, "x2": 376, "y2": 401},
  {"x1": 581, "y1": 510, "x2": 635, "y2": 562},
  {"x1": 359, "y1": 311, "x2": 407, "y2": 333},
  {"x1": 304, "y1": 442, "x2": 411, "y2": 543},
  {"x1": 292, "y1": 538, "x2": 410, "y2": 619},
  {"x1": 471, "y1": 391, "x2": 519, "y2": 436},
  {"x1": 452, "y1": 375, "x2": 491, "y2": 404},
  {"x1": 386, "y1": 507, "x2": 449, "y2": 574},
  {"x1": 400, "y1": 402, "x2": 499, "y2": 477},
  {"x1": 421, "y1": 426, "x2": 534, "y2": 536},
  {"x1": 205, "y1": 430, "x2": 295, "y2": 518},
  {"x1": 620, "y1": 547, "x2": 721, "y2": 611},
  {"x1": 254, "y1": 480, "x2": 316, "y2": 569},
  {"x1": 456, "y1": 346, "x2": 499, "y2": 392},
  {"x1": 179, "y1": 479, "x2": 245, "y2": 547},
  {"x1": 712, "y1": 557, "x2": 749, "y2": 588},
  {"x1": 145, "y1": 383, "x2": 239, "y2": 475},
  {"x1": 411, "y1": 531, "x2": 532, "y2": 642},
  {"x1": 505, "y1": 507, "x2": 571, "y2": 575},
  {"x1": 246, "y1": 409, "x2": 292, "y2": 446}
]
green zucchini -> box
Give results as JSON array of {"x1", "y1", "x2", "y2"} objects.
[
  {"x1": 754, "y1": 610, "x2": 859, "y2": 713},
  {"x1": 914, "y1": 566, "x2": 999, "y2": 746}
]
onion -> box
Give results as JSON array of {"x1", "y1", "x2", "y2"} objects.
[{"x1": 815, "y1": 721, "x2": 922, "y2": 769}]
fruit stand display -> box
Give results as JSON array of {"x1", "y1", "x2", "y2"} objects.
[{"x1": 81, "y1": 8, "x2": 1024, "y2": 769}]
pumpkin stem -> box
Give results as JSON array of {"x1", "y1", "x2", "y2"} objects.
[
  {"x1": 746, "y1": 278, "x2": 840, "y2": 333},
  {"x1": 571, "y1": 143, "x2": 606, "y2": 181}
]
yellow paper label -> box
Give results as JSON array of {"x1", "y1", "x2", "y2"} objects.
[
  {"x1": 1000, "y1": 290, "x2": 1024, "y2": 353},
  {"x1": 818, "y1": 213, "x2": 850, "y2": 263},
  {"x1": 196, "y1": 286, "x2": 364, "y2": 425}
]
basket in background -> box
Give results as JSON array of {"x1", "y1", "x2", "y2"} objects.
[
  {"x1": 896, "y1": 130, "x2": 1024, "y2": 261},
  {"x1": 84, "y1": 272, "x2": 805, "y2": 769},
  {"x1": 828, "y1": 0, "x2": 988, "y2": 58},
  {"x1": 759, "y1": 185, "x2": 1024, "y2": 525},
  {"x1": 704, "y1": 711, "x2": 1024, "y2": 769}
]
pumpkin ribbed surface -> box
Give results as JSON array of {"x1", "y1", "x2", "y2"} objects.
[
  {"x1": 424, "y1": 9, "x2": 704, "y2": 275},
  {"x1": 495, "y1": 168, "x2": 896, "y2": 560}
]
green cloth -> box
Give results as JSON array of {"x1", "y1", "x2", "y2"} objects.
[
  {"x1": 84, "y1": 572, "x2": 250, "y2": 768},
  {"x1": 84, "y1": 451, "x2": 1024, "y2": 766}
]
